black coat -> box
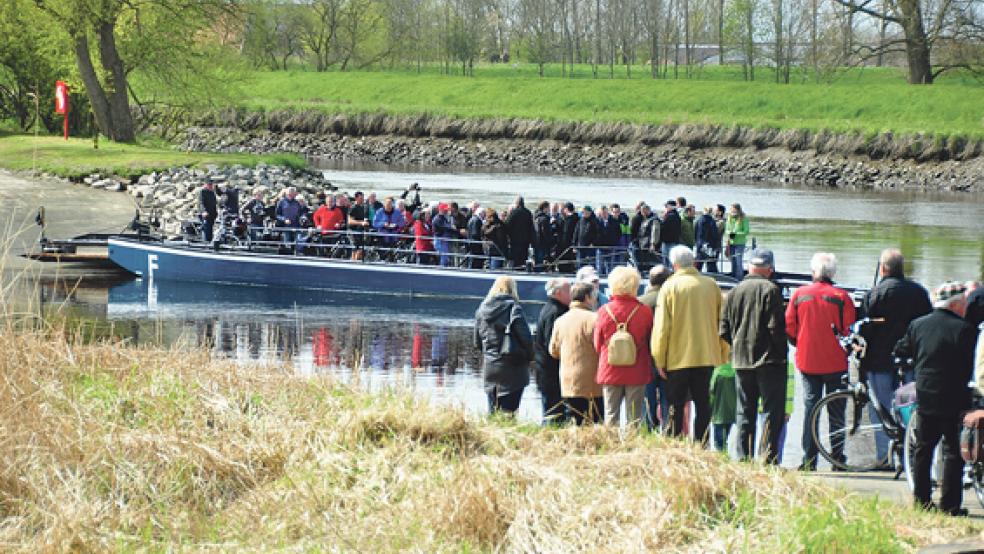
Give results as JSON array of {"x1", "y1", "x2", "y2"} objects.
[
  {"x1": 720, "y1": 275, "x2": 787, "y2": 369},
  {"x1": 893, "y1": 309, "x2": 977, "y2": 417},
  {"x1": 199, "y1": 187, "x2": 218, "y2": 220},
  {"x1": 505, "y1": 206, "x2": 534, "y2": 248},
  {"x1": 466, "y1": 214, "x2": 484, "y2": 241},
  {"x1": 533, "y1": 210, "x2": 553, "y2": 251},
  {"x1": 557, "y1": 213, "x2": 578, "y2": 252},
  {"x1": 574, "y1": 213, "x2": 599, "y2": 247},
  {"x1": 533, "y1": 297, "x2": 568, "y2": 394},
  {"x1": 661, "y1": 208, "x2": 682, "y2": 244},
  {"x1": 860, "y1": 276, "x2": 932, "y2": 372},
  {"x1": 474, "y1": 294, "x2": 532, "y2": 394},
  {"x1": 966, "y1": 286, "x2": 984, "y2": 328},
  {"x1": 597, "y1": 215, "x2": 620, "y2": 247},
  {"x1": 629, "y1": 212, "x2": 646, "y2": 246},
  {"x1": 482, "y1": 218, "x2": 509, "y2": 258}
]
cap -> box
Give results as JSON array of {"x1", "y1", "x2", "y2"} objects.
[
  {"x1": 933, "y1": 281, "x2": 967, "y2": 307},
  {"x1": 748, "y1": 248, "x2": 775, "y2": 268},
  {"x1": 582, "y1": 205, "x2": 593, "y2": 212},
  {"x1": 438, "y1": 202, "x2": 449, "y2": 212},
  {"x1": 666, "y1": 199, "x2": 677, "y2": 207},
  {"x1": 575, "y1": 266, "x2": 600, "y2": 284}
]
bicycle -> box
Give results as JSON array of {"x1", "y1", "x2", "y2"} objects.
[{"x1": 808, "y1": 318, "x2": 909, "y2": 473}]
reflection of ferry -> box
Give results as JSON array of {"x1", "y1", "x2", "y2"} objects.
[{"x1": 105, "y1": 280, "x2": 483, "y2": 372}]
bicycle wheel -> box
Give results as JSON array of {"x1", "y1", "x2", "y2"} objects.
[
  {"x1": 903, "y1": 411, "x2": 943, "y2": 493},
  {"x1": 810, "y1": 390, "x2": 883, "y2": 471},
  {"x1": 971, "y1": 463, "x2": 984, "y2": 509}
]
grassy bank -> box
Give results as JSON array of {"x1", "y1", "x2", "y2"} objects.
[
  {"x1": 236, "y1": 66, "x2": 984, "y2": 139},
  {"x1": 0, "y1": 321, "x2": 979, "y2": 551},
  {"x1": 0, "y1": 134, "x2": 307, "y2": 179}
]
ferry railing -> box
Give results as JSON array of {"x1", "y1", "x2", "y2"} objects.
[{"x1": 203, "y1": 220, "x2": 734, "y2": 277}]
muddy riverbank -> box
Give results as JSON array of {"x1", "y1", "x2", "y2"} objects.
[{"x1": 174, "y1": 111, "x2": 984, "y2": 193}]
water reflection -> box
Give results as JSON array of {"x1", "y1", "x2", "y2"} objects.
[{"x1": 94, "y1": 279, "x2": 543, "y2": 420}]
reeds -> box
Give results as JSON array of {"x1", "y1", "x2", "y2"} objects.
[{"x1": 0, "y1": 318, "x2": 979, "y2": 551}]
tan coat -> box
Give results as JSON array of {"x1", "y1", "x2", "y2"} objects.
[
  {"x1": 651, "y1": 267, "x2": 729, "y2": 371},
  {"x1": 549, "y1": 301, "x2": 603, "y2": 399}
]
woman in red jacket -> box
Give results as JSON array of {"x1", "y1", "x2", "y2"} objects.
[
  {"x1": 413, "y1": 211, "x2": 435, "y2": 265},
  {"x1": 593, "y1": 265, "x2": 654, "y2": 427}
]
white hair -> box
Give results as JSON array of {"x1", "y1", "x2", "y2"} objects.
[
  {"x1": 810, "y1": 252, "x2": 837, "y2": 281},
  {"x1": 669, "y1": 245, "x2": 695, "y2": 268},
  {"x1": 545, "y1": 277, "x2": 571, "y2": 297},
  {"x1": 396, "y1": 199, "x2": 406, "y2": 209}
]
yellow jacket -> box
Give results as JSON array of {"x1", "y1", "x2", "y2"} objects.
[{"x1": 651, "y1": 267, "x2": 729, "y2": 371}]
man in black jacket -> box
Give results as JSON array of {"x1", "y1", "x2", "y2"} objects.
[
  {"x1": 505, "y1": 196, "x2": 534, "y2": 269},
  {"x1": 894, "y1": 282, "x2": 977, "y2": 515},
  {"x1": 198, "y1": 181, "x2": 218, "y2": 242},
  {"x1": 534, "y1": 278, "x2": 571, "y2": 424},
  {"x1": 555, "y1": 203, "x2": 578, "y2": 273},
  {"x1": 574, "y1": 206, "x2": 599, "y2": 269},
  {"x1": 861, "y1": 248, "x2": 932, "y2": 464},
  {"x1": 533, "y1": 201, "x2": 554, "y2": 272},
  {"x1": 659, "y1": 200, "x2": 682, "y2": 262},
  {"x1": 720, "y1": 249, "x2": 788, "y2": 463}
]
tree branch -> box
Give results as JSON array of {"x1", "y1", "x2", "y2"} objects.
[{"x1": 828, "y1": 0, "x2": 900, "y2": 23}]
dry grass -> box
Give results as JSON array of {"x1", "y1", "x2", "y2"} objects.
[{"x1": 0, "y1": 321, "x2": 981, "y2": 552}]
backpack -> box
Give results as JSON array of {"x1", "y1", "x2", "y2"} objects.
[
  {"x1": 603, "y1": 305, "x2": 641, "y2": 366},
  {"x1": 639, "y1": 216, "x2": 660, "y2": 251}
]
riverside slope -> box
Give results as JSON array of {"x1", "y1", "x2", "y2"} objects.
[{"x1": 176, "y1": 111, "x2": 984, "y2": 193}]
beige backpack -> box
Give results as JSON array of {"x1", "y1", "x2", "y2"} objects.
[{"x1": 603, "y1": 305, "x2": 641, "y2": 366}]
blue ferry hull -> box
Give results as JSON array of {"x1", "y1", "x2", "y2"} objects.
[{"x1": 107, "y1": 238, "x2": 559, "y2": 301}]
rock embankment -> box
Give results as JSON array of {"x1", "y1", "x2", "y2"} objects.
[
  {"x1": 89, "y1": 164, "x2": 335, "y2": 235},
  {"x1": 178, "y1": 123, "x2": 984, "y2": 193}
]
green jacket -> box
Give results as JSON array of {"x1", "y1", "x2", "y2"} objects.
[
  {"x1": 725, "y1": 215, "x2": 750, "y2": 246},
  {"x1": 680, "y1": 212, "x2": 695, "y2": 248},
  {"x1": 710, "y1": 363, "x2": 737, "y2": 425}
]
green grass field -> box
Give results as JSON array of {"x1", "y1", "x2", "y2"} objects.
[
  {"x1": 236, "y1": 64, "x2": 984, "y2": 139},
  {"x1": 0, "y1": 135, "x2": 306, "y2": 179}
]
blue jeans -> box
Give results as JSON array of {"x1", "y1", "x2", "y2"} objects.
[
  {"x1": 644, "y1": 370, "x2": 669, "y2": 432},
  {"x1": 801, "y1": 371, "x2": 847, "y2": 468},
  {"x1": 435, "y1": 238, "x2": 451, "y2": 267},
  {"x1": 534, "y1": 247, "x2": 548, "y2": 272},
  {"x1": 713, "y1": 423, "x2": 733, "y2": 452},
  {"x1": 201, "y1": 218, "x2": 215, "y2": 242},
  {"x1": 489, "y1": 256, "x2": 504, "y2": 269},
  {"x1": 730, "y1": 245, "x2": 746, "y2": 280},
  {"x1": 661, "y1": 242, "x2": 679, "y2": 264},
  {"x1": 576, "y1": 248, "x2": 592, "y2": 268}
]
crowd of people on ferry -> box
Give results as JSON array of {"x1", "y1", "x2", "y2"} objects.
[
  {"x1": 198, "y1": 180, "x2": 751, "y2": 277},
  {"x1": 474, "y1": 246, "x2": 984, "y2": 517}
]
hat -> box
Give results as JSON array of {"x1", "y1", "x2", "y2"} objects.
[
  {"x1": 576, "y1": 266, "x2": 600, "y2": 284},
  {"x1": 438, "y1": 202, "x2": 449, "y2": 212},
  {"x1": 666, "y1": 199, "x2": 677, "y2": 207},
  {"x1": 582, "y1": 205, "x2": 593, "y2": 212},
  {"x1": 748, "y1": 248, "x2": 775, "y2": 268},
  {"x1": 933, "y1": 281, "x2": 967, "y2": 308}
]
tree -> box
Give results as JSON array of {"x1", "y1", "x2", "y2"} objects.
[
  {"x1": 519, "y1": 0, "x2": 558, "y2": 76},
  {"x1": 827, "y1": 0, "x2": 981, "y2": 83},
  {"x1": 34, "y1": 0, "x2": 236, "y2": 142},
  {"x1": 0, "y1": 1, "x2": 63, "y2": 131}
]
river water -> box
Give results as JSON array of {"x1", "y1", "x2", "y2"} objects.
[{"x1": 2, "y1": 165, "x2": 982, "y2": 467}]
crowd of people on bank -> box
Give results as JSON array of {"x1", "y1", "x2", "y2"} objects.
[
  {"x1": 474, "y1": 246, "x2": 984, "y2": 516},
  {"x1": 198, "y1": 181, "x2": 751, "y2": 277}
]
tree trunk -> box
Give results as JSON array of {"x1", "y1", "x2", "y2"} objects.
[
  {"x1": 898, "y1": 0, "x2": 932, "y2": 83},
  {"x1": 717, "y1": 0, "x2": 724, "y2": 65},
  {"x1": 96, "y1": 21, "x2": 135, "y2": 142},
  {"x1": 73, "y1": 35, "x2": 116, "y2": 141}
]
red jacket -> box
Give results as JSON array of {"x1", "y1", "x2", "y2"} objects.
[
  {"x1": 593, "y1": 295, "x2": 654, "y2": 386},
  {"x1": 785, "y1": 280, "x2": 856, "y2": 375},
  {"x1": 414, "y1": 220, "x2": 434, "y2": 252},
  {"x1": 313, "y1": 206, "x2": 345, "y2": 234}
]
